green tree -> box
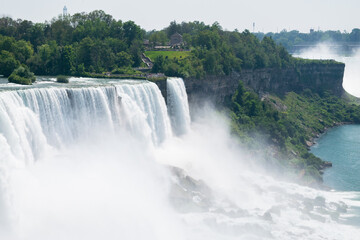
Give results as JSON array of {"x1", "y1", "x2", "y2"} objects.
[
  {"x1": 149, "y1": 31, "x2": 168, "y2": 46},
  {"x1": 0, "y1": 50, "x2": 20, "y2": 77},
  {"x1": 123, "y1": 21, "x2": 142, "y2": 46},
  {"x1": 152, "y1": 55, "x2": 165, "y2": 73},
  {"x1": 116, "y1": 51, "x2": 134, "y2": 67},
  {"x1": 77, "y1": 37, "x2": 94, "y2": 69},
  {"x1": 60, "y1": 45, "x2": 75, "y2": 74},
  {"x1": 13, "y1": 40, "x2": 34, "y2": 63}
]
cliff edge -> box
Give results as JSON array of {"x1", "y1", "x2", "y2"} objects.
[{"x1": 183, "y1": 62, "x2": 345, "y2": 105}]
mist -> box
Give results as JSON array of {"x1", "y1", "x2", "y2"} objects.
[{"x1": 295, "y1": 44, "x2": 360, "y2": 97}]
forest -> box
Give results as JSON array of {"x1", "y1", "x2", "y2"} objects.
[{"x1": 0, "y1": 10, "x2": 295, "y2": 79}]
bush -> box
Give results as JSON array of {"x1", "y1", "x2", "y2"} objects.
[
  {"x1": 111, "y1": 67, "x2": 141, "y2": 75},
  {"x1": 56, "y1": 75, "x2": 69, "y2": 83},
  {"x1": 8, "y1": 66, "x2": 36, "y2": 85}
]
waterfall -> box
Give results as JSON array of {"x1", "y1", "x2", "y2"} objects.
[
  {"x1": 0, "y1": 81, "x2": 172, "y2": 156},
  {"x1": 0, "y1": 77, "x2": 358, "y2": 240},
  {"x1": 0, "y1": 80, "x2": 175, "y2": 233},
  {"x1": 167, "y1": 77, "x2": 191, "y2": 135}
]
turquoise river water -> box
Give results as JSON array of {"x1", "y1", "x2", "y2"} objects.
[{"x1": 311, "y1": 125, "x2": 360, "y2": 191}]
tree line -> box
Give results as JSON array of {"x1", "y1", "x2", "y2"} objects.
[
  {"x1": 0, "y1": 11, "x2": 296, "y2": 79},
  {"x1": 0, "y1": 10, "x2": 144, "y2": 77},
  {"x1": 255, "y1": 28, "x2": 360, "y2": 52},
  {"x1": 149, "y1": 21, "x2": 294, "y2": 78}
]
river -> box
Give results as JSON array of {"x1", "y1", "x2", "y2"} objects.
[{"x1": 311, "y1": 125, "x2": 360, "y2": 191}]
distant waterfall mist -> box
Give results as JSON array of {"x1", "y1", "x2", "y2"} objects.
[
  {"x1": 295, "y1": 44, "x2": 360, "y2": 97},
  {"x1": 0, "y1": 77, "x2": 358, "y2": 239}
]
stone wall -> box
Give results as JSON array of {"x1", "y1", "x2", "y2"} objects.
[{"x1": 152, "y1": 79, "x2": 167, "y2": 103}]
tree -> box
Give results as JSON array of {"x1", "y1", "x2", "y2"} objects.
[
  {"x1": 13, "y1": 40, "x2": 34, "y2": 63},
  {"x1": 152, "y1": 55, "x2": 165, "y2": 73},
  {"x1": 203, "y1": 50, "x2": 217, "y2": 74},
  {"x1": 116, "y1": 51, "x2": 133, "y2": 67},
  {"x1": 50, "y1": 18, "x2": 73, "y2": 45},
  {"x1": 29, "y1": 23, "x2": 46, "y2": 48},
  {"x1": 166, "y1": 21, "x2": 182, "y2": 38},
  {"x1": 77, "y1": 37, "x2": 94, "y2": 69},
  {"x1": 149, "y1": 31, "x2": 168, "y2": 46},
  {"x1": 0, "y1": 50, "x2": 19, "y2": 77},
  {"x1": 60, "y1": 45, "x2": 75, "y2": 74},
  {"x1": 28, "y1": 41, "x2": 60, "y2": 75},
  {"x1": 349, "y1": 29, "x2": 360, "y2": 42},
  {"x1": 123, "y1": 21, "x2": 142, "y2": 46}
]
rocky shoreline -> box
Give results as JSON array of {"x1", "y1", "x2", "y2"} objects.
[{"x1": 308, "y1": 121, "x2": 352, "y2": 150}]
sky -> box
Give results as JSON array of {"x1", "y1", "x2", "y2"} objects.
[{"x1": 0, "y1": 0, "x2": 359, "y2": 33}]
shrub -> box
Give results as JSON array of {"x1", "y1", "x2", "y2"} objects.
[
  {"x1": 8, "y1": 66, "x2": 36, "y2": 85},
  {"x1": 56, "y1": 75, "x2": 69, "y2": 83},
  {"x1": 111, "y1": 67, "x2": 141, "y2": 75}
]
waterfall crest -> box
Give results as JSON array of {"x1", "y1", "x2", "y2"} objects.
[{"x1": 0, "y1": 81, "x2": 172, "y2": 162}]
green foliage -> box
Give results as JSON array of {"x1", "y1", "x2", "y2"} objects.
[
  {"x1": 148, "y1": 22, "x2": 294, "y2": 78},
  {"x1": 293, "y1": 57, "x2": 342, "y2": 65},
  {"x1": 152, "y1": 55, "x2": 166, "y2": 73},
  {"x1": 56, "y1": 75, "x2": 69, "y2": 83},
  {"x1": 8, "y1": 65, "x2": 35, "y2": 85},
  {"x1": 116, "y1": 51, "x2": 134, "y2": 67},
  {"x1": 0, "y1": 10, "x2": 145, "y2": 76},
  {"x1": 0, "y1": 50, "x2": 20, "y2": 77},
  {"x1": 0, "y1": 13, "x2": 296, "y2": 78},
  {"x1": 228, "y1": 81, "x2": 360, "y2": 182},
  {"x1": 0, "y1": 35, "x2": 33, "y2": 64},
  {"x1": 148, "y1": 31, "x2": 168, "y2": 46},
  {"x1": 111, "y1": 67, "x2": 141, "y2": 75}
]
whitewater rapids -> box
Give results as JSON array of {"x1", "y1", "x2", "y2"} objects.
[{"x1": 0, "y1": 77, "x2": 358, "y2": 239}]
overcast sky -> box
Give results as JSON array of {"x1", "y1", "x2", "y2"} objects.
[{"x1": 0, "y1": 0, "x2": 359, "y2": 33}]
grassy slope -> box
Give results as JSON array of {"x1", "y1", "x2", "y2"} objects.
[{"x1": 145, "y1": 51, "x2": 192, "y2": 61}]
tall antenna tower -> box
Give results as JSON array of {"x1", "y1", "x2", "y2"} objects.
[
  {"x1": 63, "y1": 6, "x2": 68, "y2": 17},
  {"x1": 253, "y1": 22, "x2": 255, "y2": 33}
]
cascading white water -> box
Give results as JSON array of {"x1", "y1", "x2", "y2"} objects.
[
  {"x1": 0, "y1": 77, "x2": 358, "y2": 240},
  {"x1": 0, "y1": 81, "x2": 172, "y2": 152},
  {"x1": 0, "y1": 80, "x2": 173, "y2": 237},
  {"x1": 167, "y1": 77, "x2": 191, "y2": 135}
]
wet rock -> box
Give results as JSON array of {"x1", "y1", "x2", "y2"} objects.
[
  {"x1": 314, "y1": 196, "x2": 326, "y2": 206},
  {"x1": 268, "y1": 205, "x2": 283, "y2": 216},
  {"x1": 321, "y1": 161, "x2": 332, "y2": 168},
  {"x1": 263, "y1": 211, "x2": 273, "y2": 221},
  {"x1": 169, "y1": 166, "x2": 213, "y2": 212},
  {"x1": 305, "y1": 140, "x2": 314, "y2": 147}
]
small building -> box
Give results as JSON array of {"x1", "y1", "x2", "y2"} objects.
[
  {"x1": 154, "y1": 46, "x2": 171, "y2": 50},
  {"x1": 170, "y1": 33, "x2": 183, "y2": 47},
  {"x1": 143, "y1": 39, "x2": 150, "y2": 46}
]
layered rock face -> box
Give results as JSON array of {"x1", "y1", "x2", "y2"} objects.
[{"x1": 182, "y1": 63, "x2": 345, "y2": 105}]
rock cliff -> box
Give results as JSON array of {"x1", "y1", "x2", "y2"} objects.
[{"x1": 183, "y1": 62, "x2": 345, "y2": 105}]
